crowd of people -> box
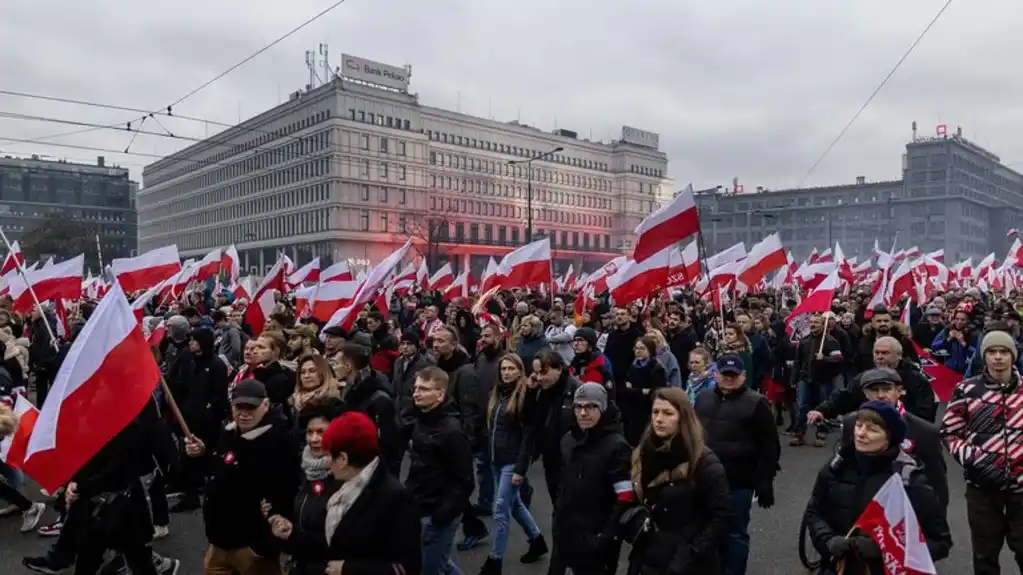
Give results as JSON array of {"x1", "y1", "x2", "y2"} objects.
[{"x1": 1, "y1": 281, "x2": 1023, "y2": 574}]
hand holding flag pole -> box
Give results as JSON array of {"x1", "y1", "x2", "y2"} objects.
[{"x1": 0, "y1": 227, "x2": 59, "y2": 351}]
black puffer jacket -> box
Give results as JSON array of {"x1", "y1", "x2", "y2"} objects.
[
  {"x1": 341, "y1": 368, "x2": 402, "y2": 474},
  {"x1": 406, "y1": 401, "x2": 474, "y2": 526},
  {"x1": 285, "y1": 476, "x2": 343, "y2": 575},
  {"x1": 804, "y1": 444, "x2": 951, "y2": 574},
  {"x1": 530, "y1": 371, "x2": 581, "y2": 468},
  {"x1": 817, "y1": 359, "x2": 937, "y2": 423},
  {"x1": 435, "y1": 348, "x2": 486, "y2": 452},
  {"x1": 253, "y1": 361, "x2": 296, "y2": 411},
  {"x1": 553, "y1": 403, "x2": 632, "y2": 572},
  {"x1": 694, "y1": 385, "x2": 780, "y2": 491},
  {"x1": 628, "y1": 443, "x2": 730, "y2": 575},
  {"x1": 487, "y1": 383, "x2": 533, "y2": 475}
]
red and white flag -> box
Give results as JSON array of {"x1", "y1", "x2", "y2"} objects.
[
  {"x1": 785, "y1": 268, "x2": 839, "y2": 335},
  {"x1": 428, "y1": 262, "x2": 455, "y2": 292},
  {"x1": 287, "y1": 257, "x2": 321, "y2": 288},
  {"x1": 111, "y1": 245, "x2": 181, "y2": 293},
  {"x1": 498, "y1": 237, "x2": 552, "y2": 289},
  {"x1": 22, "y1": 282, "x2": 161, "y2": 492},
  {"x1": 8, "y1": 255, "x2": 84, "y2": 314},
  {"x1": 321, "y1": 260, "x2": 353, "y2": 283},
  {"x1": 0, "y1": 394, "x2": 38, "y2": 469},
  {"x1": 738, "y1": 232, "x2": 786, "y2": 287},
  {"x1": 194, "y1": 248, "x2": 222, "y2": 283},
  {"x1": 608, "y1": 246, "x2": 671, "y2": 306},
  {"x1": 853, "y1": 473, "x2": 937, "y2": 574},
  {"x1": 632, "y1": 185, "x2": 699, "y2": 264},
  {"x1": 325, "y1": 240, "x2": 413, "y2": 332},
  {"x1": 1, "y1": 241, "x2": 24, "y2": 276},
  {"x1": 222, "y1": 244, "x2": 241, "y2": 284},
  {"x1": 244, "y1": 258, "x2": 287, "y2": 337}
]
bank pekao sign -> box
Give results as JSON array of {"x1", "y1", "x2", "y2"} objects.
[
  {"x1": 341, "y1": 54, "x2": 410, "y2": 92},
  {"x1": 620, "y1": 126, "x2": 660, "y2": 149}
]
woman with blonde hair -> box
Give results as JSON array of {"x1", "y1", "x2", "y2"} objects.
[
  {"x1": 291, "y1": 354, "x2": 341, "y2": 414},
  {"x1": 480, "y1": 353, "x2": 546, "y2": 574},
  {"x1": 627, "y1": 387, "x2": 730, "y2": 574}
]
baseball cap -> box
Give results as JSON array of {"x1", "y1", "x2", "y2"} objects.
[
  {"x1": 716, "y1": 354, "x2": 745, "y2": 375},
  {"x1": 231, "y1": 379, "x2": 267, "y2": 407}
]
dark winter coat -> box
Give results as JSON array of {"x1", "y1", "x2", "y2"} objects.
[
  {"x1": 406, "y1": 401, "x2": 474, "y2": 526},
  {"x1": 393, "y1": 351, "x2": 434, "y2": 423},
  {"x1": 605, "y1": 323, "x2": 645, "y2": 390},
  {"x1": 694, "y1": 385, "x2": 780, "y2": 491},
  {"x1": 628, "y1": 445, "x2": 730, "y2": 575},
  {"x1": 487, "y1": 384, "x2": 534, "y2": 475},
  {"x1": 324, "y1": 460, "x2": 422, "y2": 575},
  {"x1": 515, "y1": 332, "x2": 550, "y2": 376},
  {"x1": 435, "y1": 348, "x2": 487, "y2": 451},
  {"x1": 284, "y1": 476, "x2": 343, "y2": 575},
  {"x1": 341, "y1": 368, "x2": 403, "y2": 474},
  {"x1": 252, "y1": 361, "x2": 296, "y2": 412},
  {"x1": 530, "y1": 371, "x2": 582, "y2": 469},
  {"x1": 804, "y1": 444, "x2": 951, "y2": 575}
]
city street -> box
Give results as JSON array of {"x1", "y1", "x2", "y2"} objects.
[{"x1": 0, "y1": 432, "x2": 1003, "y2": 574}]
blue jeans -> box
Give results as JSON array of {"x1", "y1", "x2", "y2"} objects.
[
  {"x1": 475, "y1": 453, "x2": 493, "y2": 508},
  {"x1": 720, "y1": 488, "x2": 754, "y2": 575},
  {"x1": 490, "y1": 463, "x2": 541, "y2": 560},
  {"x1": 796, "y1": 379, "x2": 834, "y2": 436},
  {"x1": 421, "y1": 517, "x2": 462, "y2": 575}
]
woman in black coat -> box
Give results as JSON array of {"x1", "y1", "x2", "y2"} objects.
[
  {"x1": 284, "y1": 411, "x2": 421, "y2": 575},
  {"x1": 804, "y1": 401, "x2": 951, "y2": 575},
  {"x1": 627, "y1": 387, "x2": 730, "y2": 575},
  {"x1": 621, "y1": 336, "x2": 667, "y2": 445}
]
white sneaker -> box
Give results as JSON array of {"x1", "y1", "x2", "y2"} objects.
[
  {"x1": 21, "y1": 502, "x2": 46, "y2": 533},
  {"x1": 153, "y1": 555, "x2": 180, "y2": 575},
  {"x1": 153, "y1": 525, "x2": 169, "y2": 539},
  {"x1": 0, "y1": 504, "x2": 20, "y2": 517}
]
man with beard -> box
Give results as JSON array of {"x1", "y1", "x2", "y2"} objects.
[
  {"x1": 431, "y1": 326, "x2": 490, "y2": 551},
  {"x1": 791, "y1": 314, "x2": 844, "y2": 447},
  {"x1": 856, "y1": 306, "x2": 917, "y2": 372},
  {"x1": 470, "y1": 323, "x2": 504, "y2": 515},
  {"x1": 334, "y1": 341, "x2": 404, "y2": 475},
  {"x1": 604, "y1": 307, "x2": 644, "y2": 394},
  {"x1": 664, "y1": 310, "x2": 698, "y2": 382}
]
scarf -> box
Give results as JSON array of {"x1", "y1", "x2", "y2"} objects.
[
  {"x1": 324, "y1": 457, "x2": 379, "y2": 543},
  {"x1": 302, "y1": 445, "x2": 332, "y2": 481}
]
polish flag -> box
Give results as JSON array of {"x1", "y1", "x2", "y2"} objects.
[
  {"x1": 926, "y1": 249, "x2": 944, "y2": 263},
  {"x1": 707, "y1": 241, "x2": 747, "y2": 271},
  {"x1": 667, "y1": 241, "x2": 701, "y2": 288},
  {"x1": 853, "y1": 474, "x2": 937, "y2": 574},
  {"x1": 887, "y1": 259, "x2": 915, "y2": 303},
  {"x1": 324, "y1": 240, "x2": 413, "y2": 332},
  {"x1": 738, "y1": 233, "x2": 786, "y2": 287},
  {"x1": 428, "y1": 263, "x2": 455, "y2": 292},
  {"x1": 416, "y1": 261, "x2": 430, "y2": 291},
  {"x1": 498, "y1": 237, "x2": 552, "y2": 289},
  {"x1": 8, "y1": 255, "x2": 84, "y2": 314},
  {"x1": 975, "y1": 253, "x2": 996, "y2": 279},
  {"x1": 111, "y1": 245, "x2": 181, "y2": 293},
  {"x1": 194, "y1": 248, "x2": 222, "y2": 283},
  {"x1": 815, "y1": 248, "x2": 834, "y2": 263},
  {"x1": 222, "y1": 244, "x2": 241, "y2": 284},
  {"x1": 476, "y1": 257, "x2": 500, "y2": 294},
  {"x1": 1, "y1": 241, "x2": 24, "y2": 275},
  {"x1": 244, "y1": 258, "x2": 287, "y2": 336},
  {"x1": 297, "y1": 281, "x2": 358, "y2": 322},
  {"x1": 287, "y1": 257, "x2": 321, "y2": 287},
  {"x1": 231, "y1": 276, "x2": 255, "y2": 303},
  {"x1": 146, "y1": 319, "x2": 167, "y2": 346},
  {"x1": 608, "y1": 246, "x2": 671, "y2": 305},
  {"x1": 632, "y1": 185, "x2": 699, "y2": 264},
  {"x1": 707, "y1": 259, "x2": 744, "y2": 292},
  {"x1": 443, "y1": 269, "x2": 471, "y2": 302},
  {"x1": 785, "y1": 268, "x2": 839, "y2": 333},
  {"x1": 321, "y1": 260, "x2": 353, "y2": 283},
  {"x1": 131, "y1": 281, "x2": 166, "y2": 322},
  {"x1": 21, "y1": 282, "x2": 161, "y2": 492},
  {"x1": 0, "y1": 395, "x2": 38, "y2": 469},
  {"x1": 390, "y1": 262, "x2": 419, "y2": 295},
  {"x1": 586, "y1": 256, "x2": 627, "y2": 294}
]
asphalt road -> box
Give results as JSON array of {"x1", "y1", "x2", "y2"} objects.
[{"x1": 0, "y1": 433, "x2": 1012, "y2": 574}]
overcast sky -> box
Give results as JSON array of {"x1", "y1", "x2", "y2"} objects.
[{"x1": 0, "y1": 0, "x2": 1015, "y2": 190}]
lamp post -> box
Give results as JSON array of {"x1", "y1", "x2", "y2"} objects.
[{"x1": 509, "y1": 146, "x2": 563, "y2": 243}]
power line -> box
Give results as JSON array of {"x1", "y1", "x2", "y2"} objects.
[
  {"x1": 799, "y1": 0, "x2": 954, "y2": 187},
  {"x1": 163, "y1": 0, "x2": 349, "y2": 111}
]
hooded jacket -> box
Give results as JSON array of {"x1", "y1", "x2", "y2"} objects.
[{"x1": 436, "y1": 348, "x2": 486, "y2": 452}]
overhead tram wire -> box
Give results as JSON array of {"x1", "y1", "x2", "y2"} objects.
[{"x1": 798, "y1": 0, "x2": 955, "y2": 187}]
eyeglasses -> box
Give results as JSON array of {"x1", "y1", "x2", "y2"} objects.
[{"x1": 573, "y1": 403, "x2": 600, "y2": 412}]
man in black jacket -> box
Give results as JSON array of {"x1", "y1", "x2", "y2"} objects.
[
  {"x1": 335, "y1": 342, "x2": 404, "y2": 475},
  {"x1": 604, "y1": 307, "x2": 644, "y2": 395},
  {"x1": 812, "y1": 367, "x2": 948, "y2": 511},
  {"x1": 791, "y1": 314, "x2": 845, "y2": 447},
  {"x1": 529, "y1": 348, "x2": 582, "y2": 505},
  {"x1": 185, "y1": 379, "x2": 301, "y2": 574},
  {"x1": 664, "y1": 309, "x2": 698, "y2": 382},
  {"x1": 695, "y1": 354, "x2": 780, "y2": 575},
  {"x1": 405, "y1": 366, "x2": 475, "y2": 575}
]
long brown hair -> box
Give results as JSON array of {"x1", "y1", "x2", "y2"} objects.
[
  {"x1": 291, "y1": 354, "x2": 341, "y2": 411},
  {"x1": 488, "y1": 353, "x2": 529, "y2": 425},
  {"x1": 632, "y1": 388, "x2": 705, "y2": 495}
]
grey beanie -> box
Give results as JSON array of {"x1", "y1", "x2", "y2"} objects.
[
  {"x1": 166, "y1": 315, "x2": 190, "y2": 343},
  {"x1": 981, "y1": 330, "x2": 1018, "y2": 361},
  {"x1": 574, "y1": 382, "x2": 608, "y2": 413}
]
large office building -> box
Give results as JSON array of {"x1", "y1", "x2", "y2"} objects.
[
  {"x1": 139, "y1": 53, "x2": 673, "y2": 276},
  {"x1": 0, "y1": 154, "x2": 137, "y2": 270},
  {"x1": 696, "y1": 125, "x2": 1023, "y2": 263}
]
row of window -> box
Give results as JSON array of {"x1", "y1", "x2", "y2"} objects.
[
  {"x1": 628, "y1": 164, "x2": 665, "y2": 178},
  {"x1": 429, "y1": 151, "x2": 613, "y2": 193},
  {"x1": 348, "y1": 109, "x2": 412, "y2": 132},
  {"x1": 358, "y1": 185, "x2": 407, "y2": 205},
  {"x1": 165, "y1": 207, "x2": 334, "y2": 252},
  {"x1": 429, "y1": 195, "x2": 612, "y2": 229},
  {"x1": 358, "y1": 133, "x2": 408, "y2": 156},
  {"x1": 428, "y1": 173, "x2": 613, "y2": 210},
  {"x1": 148, "y1": 110, "x2": 333, "y2": 186},
  {"x1": 142, "y1": 129, "x2": 333, "y2": 209},
  {"x1": 140, "y1": 183, "x2": 331, "y2": 239},
  {"x1": 426, "y1": 129, "x2": 612, "y2": 173}
]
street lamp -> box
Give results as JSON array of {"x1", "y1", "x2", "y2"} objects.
[{"x1": 508, "y1": 146, "x2": 563, "y2": 243}]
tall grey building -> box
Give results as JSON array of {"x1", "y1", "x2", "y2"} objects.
[
  {"x1": 138, "y1": 53, "x2": 673, "y2": 277},
  {"x1": 0, "y1": 154, "x2": 137, "y2": 269},
  {"x1": 696, "y1": 127, "x2": 1023, "y2": 262}
]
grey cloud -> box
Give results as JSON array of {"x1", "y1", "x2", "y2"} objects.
[{"x1": 0, "y1": 0, "x2": 1021, "y2": 191}]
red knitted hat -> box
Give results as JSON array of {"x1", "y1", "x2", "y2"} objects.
[{"x1": 322, "y1": 411, "x2": 379, "y2": 461}]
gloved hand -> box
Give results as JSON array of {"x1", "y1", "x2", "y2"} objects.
[
  {"x1": 755, "y1": 483, "x2": 775, "y2": 509},
  {"x1": 826, "y1": 536, "x2": 852, "y2": 558},
  {"x1": 851, "y1": 535, "x2": 881, "y2": 559}
]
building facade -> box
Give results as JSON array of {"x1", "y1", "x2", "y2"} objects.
[
  {"x1": 0, "y1": 154, "x2": 137, "y2": 270},
  {"x1": 696, "y1": 129, "x2": 1023, "y2": 263},
  {"x1": 139, "y1": 62, "x2": 672, "y2": 277}
]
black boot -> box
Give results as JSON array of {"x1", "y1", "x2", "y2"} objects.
[
  {"x1": 478, "y1": 556, "x2": 502, "y2": 575},
  {"x1": 520, "y1": 534, "x2": 549, "y2": 563}
]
